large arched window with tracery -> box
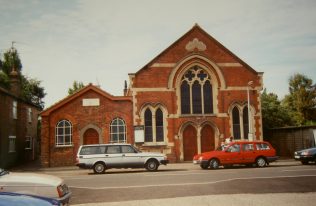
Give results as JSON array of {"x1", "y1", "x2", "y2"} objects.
[{"x1": 180, "y1": 66, "x2": 213, "y2": 115}]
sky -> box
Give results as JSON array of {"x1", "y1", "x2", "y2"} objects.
[{"x1": 1, "y1": 0, "x2": 316, "y2": 108}]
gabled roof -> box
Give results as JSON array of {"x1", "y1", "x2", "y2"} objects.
[
  {"x1": 41, "y1": 83, "x2": 132, "y2": 116},
  {"x1": 134, "y1": 24, "x2": 258, "y2": 75}
]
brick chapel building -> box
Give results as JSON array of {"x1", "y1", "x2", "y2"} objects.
[{"x1": 40, "y1": 25, "x2": 263, "y2": 167}]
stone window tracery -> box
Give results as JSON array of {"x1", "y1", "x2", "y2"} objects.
[{"x1": 180, "y1": 66, "x2": 213, "y2": 114}]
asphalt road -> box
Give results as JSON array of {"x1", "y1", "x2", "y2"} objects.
[{"x1": 41, "y1": 161, "x2": 316, "y2": 205}]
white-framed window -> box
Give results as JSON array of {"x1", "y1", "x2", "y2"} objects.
[
  {"x1": 231, "y1": 105, "x2": 251, "y2": 140},
  {"x1": 55, "y1": 120, "x2": 73, "y2": 146},
  {"x1": 13, "y1": 101, "x2": 17, "y2": 119},
  {"x1": 110, "y1": 118, "x2": 126, "y2": 143},
  {"x1": 9, "y1": 136, "x2": 16, "y2": 152},
  {"x1": 27, "y1": 108, "x2": 32, "y2": 123},
  {"x1": 142, "y1": 106, "x2": 166, "y2": 144},
  {"x1": 25, "y1": 136, "x2": 32, "y2": 149}
]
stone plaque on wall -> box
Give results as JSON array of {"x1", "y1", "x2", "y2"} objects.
[{"x1": 82, "y1": 98, "x2": 100, "y2": 106}]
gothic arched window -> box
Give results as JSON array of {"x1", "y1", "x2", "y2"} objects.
[
  {"x1": 144, "y1": 108, "x2": 153, "y2": 142},
  {"x1": 232, "y1": 107, "x2": 241, "y2": 140},
  {"x1": 155, "y1": 108, "x2": 164, "y2": 142},
  {"x1": 180, "y1": 66, "x2": 213, "y2": 115},
  {"x1": 243, "y1": 107, "x2": 249, "y2": 139}
]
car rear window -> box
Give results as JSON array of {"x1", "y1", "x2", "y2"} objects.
[
  {"x1": 242, "y1": 143, "x2": 254, "y2": 151},
  {"x1": 80, "y1": 146, "x2": 106, "y2": 155},
  {"x1": 256, "y1": 143, "x2": 270, "y2": 150},
  {"x1": 106, "y1": 145, "x2": 121, "y2": 154}
]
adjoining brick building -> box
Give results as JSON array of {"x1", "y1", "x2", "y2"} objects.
[
  {"x1": 0, "y1": 69, "x2": 41, "y2": 168},
  {"x1": 40, "y1": 24, "x2": 263, "y2": 166}
]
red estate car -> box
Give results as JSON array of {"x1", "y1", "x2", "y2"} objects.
[{"x1": 193, "y1": 141, "x2": 278, "y2": 169}]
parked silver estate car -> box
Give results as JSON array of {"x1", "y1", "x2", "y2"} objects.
[
  {"x1": 0, "y1": 168, "x2": 71, "y2": 205},
  {"x1": 76, "y1": 143, "x2": 169, "y2": 174}
]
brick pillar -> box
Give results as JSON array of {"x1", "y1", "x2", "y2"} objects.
[{"x1": 40, "y1": 116, "x2": 50, "y2": 167}]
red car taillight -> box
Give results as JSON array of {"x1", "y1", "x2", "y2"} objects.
[{"x1": 57, "y1": 185, "x2": 63, "y2": 197}]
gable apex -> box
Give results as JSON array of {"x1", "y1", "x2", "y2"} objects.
[
  {"x1": 41, "y1": 84, "x2": 132, "y2": 116},
  {"x1": 135, "y1": 24, "x2": 258, "y2": 74}
]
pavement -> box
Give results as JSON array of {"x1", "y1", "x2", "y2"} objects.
[{"x1": 72, "y1": 193, "x2": 316, "y2": 206}]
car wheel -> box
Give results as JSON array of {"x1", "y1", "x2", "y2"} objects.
[
  {"x1": 146, "y1": 159, "x2": 159, "y2": 171},
  {"x1": 209, "y1": 159, "x2": 219, "y2": 169},
  {"x1": 256, "y1": 157, "x2": 267, "y2": 167},
  {"x1": 200, "y1": 164, "x2": 209, "y2": 169},
  {"x1": 93, "y1": 162, "x2": 106, "y2": 174},
  {"x1": 301, "y1": 160, "x2": 309, "y2": 165}
]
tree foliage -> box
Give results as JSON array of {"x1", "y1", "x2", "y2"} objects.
[
  {"x1": 21, "y1": 76, "x2": 46, "y2": 109},
  {"x1": 283, "y1": 73, "x2": 316, "y2": 124},
  {"x1": 0, "y1": 47, "x2": 46, "y2": 109},
  {"x1": 68, "y1": 81, "x2": 85, "y2": 95},
  {"x1": 261, "y1": 89, "x2": 295, "y2": 130},
  {"x1": 1, "y1": 47, "x2": 22, "y2": 74}
]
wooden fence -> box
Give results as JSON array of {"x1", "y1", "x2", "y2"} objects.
[{"x1": 265, "y1": 126, "x2": 316, "y2": 157}]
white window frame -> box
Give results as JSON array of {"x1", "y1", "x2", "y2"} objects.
[
  {"x1": 27, "y1": 108, "x2": 32, "y2": 123},
  {"x1": 13, "y1": 101, "x2": 17, "y2": 119},
  {"x1": 25, "y1": 136, "x2": 32, "y2": 150},
  {"x1": 55, "y1": 120, "x2": 73, "y2": 147},
  {"x1": 110, "y1": 118, "x2": 126, "y2": 143},
  {"x1": 141, "y1": 106, "x2": 167, "y2": 145},
  {"x1": 9, "y1": 136, "x2": 16, "y2": 153}
]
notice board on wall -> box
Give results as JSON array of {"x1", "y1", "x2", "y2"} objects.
[{"x1": 134, "y1": 126, "x2": 144, "y2": 143}]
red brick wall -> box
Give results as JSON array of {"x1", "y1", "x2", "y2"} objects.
[
  {"x1": 41, "y1": 90, "x2": 133, "y2": 167},
  {"x1": 131, "y1": 26, "x2": 263, "y2": 162}
]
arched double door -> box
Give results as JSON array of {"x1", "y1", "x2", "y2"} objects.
[{"x1": 182, "y1": 124, "x2": 215, "y2": 161}]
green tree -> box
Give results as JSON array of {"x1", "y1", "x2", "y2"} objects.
[
  {"x1": 21, "y1": 76, "x2": 46, "y2": 109},
  {"x1": 283, "y1": 73, "x2": 316, "y2": 124},
  {"x1": 1, "y1": 47, "x2": 22, "y2": 74},
  {"x1": 68, "y1": 81, "x2": 85, "y2": 95},
  {"x1": 261, "y1": 89, "x2": 295, "y2": 130},
  {"x1": 0, "y1": 47, "x2": 46, "y2": 109}
]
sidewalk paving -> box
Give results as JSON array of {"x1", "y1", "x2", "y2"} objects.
[{"x1": 72, "y1": 192, "x2": 316, "y2": 206}]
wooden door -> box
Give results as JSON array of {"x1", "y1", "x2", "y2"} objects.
[
  {"x1": 83, "y1": 128, "x2": 99, "y2": 145},
  {"x1": 201, "y1": 125, "x2": 215, "y2": 152},
  {"x1": 183, "y1": 125, "x2": 197, "y2": 161}
]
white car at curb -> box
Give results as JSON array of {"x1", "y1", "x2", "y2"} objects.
[{"x1": 76, "y1": 143, "x2": 169, "y2": 174}]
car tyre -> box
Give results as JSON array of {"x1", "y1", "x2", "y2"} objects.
[
  {"x1": 301, "y1": 160, "x2": 309, "y2": 165},
  {"x1": 200, "y1": 164, "x2": 209, "y2": 169},
  {"x1": 146, "y1": 159, "x2": 159, "y2": 172},
  {"x1": 256, "y1": 157, "x2": 267, "y2": 167},
  {"x1": 93, "y1": 162, "x2": 106, "y2": 174},
  {"x1": 209, "y1": 159, "x2": 219, "y2": 169}
]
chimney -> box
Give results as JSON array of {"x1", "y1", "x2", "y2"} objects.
[
  {"x1": 9, "y1": 67, "x2": 21, "y2": 97},
  {"x1": 123, "y1": 80, "x2": 128, "y2": 96}
]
